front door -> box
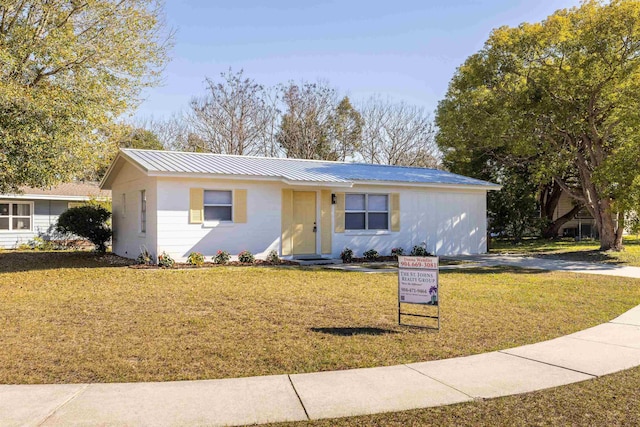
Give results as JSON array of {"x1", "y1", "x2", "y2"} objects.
[{"x1": 292, "y1": 191, "x2": 317, "y2": 255}]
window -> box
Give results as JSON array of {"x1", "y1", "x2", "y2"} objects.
[
  {"x1": 204, "y1": 190, "x2": 232, "y2": 221},
  {"x1": 0, "y1": 202, "x2": 32, "y2": 231},
  {"x1": 121, "y1": 193, "x2": 126, "y2": 218},
  {"x1": 140, "y1": 190, "x2": 146, "y2": 233},
  {"x1": 345, "y1": 194, "x2": 388, "y2": 230}
]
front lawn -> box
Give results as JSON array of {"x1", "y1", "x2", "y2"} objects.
[
  {"x1": 490, "y1": 235, "x2": 640, "y2": 266},
  {"x1": 0, "y1": 251, "x2": 639, "y2": 384}
]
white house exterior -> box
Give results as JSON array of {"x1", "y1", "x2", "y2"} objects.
[
  {"x1": 101, "y1": 149, "x2": 500, "y2": 261},
  {"x1": 0, "y1": 182, "x2": 110, "y2": 248}
]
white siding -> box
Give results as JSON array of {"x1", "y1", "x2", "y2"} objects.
[
  {"x1": 156, "y1": 178, "x2": 282, "y2": 259},
  {"x1": 110, "y1": 162, "x2": 158, "y2": 259},
  {"x1": 136, "y1": 178, "x2": 488, "y2": 261},
  {"x1": 0, "y1": 199, "x2": 69, "y2": 248},
  {"x1": 331, "y1": 186, "x2": 487, "y2": 257}
]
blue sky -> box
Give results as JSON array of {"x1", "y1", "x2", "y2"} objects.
[{"x1": 135, "y1": 0, "x2": 582, "y2": 120}]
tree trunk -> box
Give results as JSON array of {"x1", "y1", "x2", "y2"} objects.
[{"x1": 541, "y1": 203, "x2": 583, "y2": 239}]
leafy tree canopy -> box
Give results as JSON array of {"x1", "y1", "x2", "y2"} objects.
[
  {"x1": 0, "y1": 0, "x2": 171, "y2": 193},
  {"x1": 436, "y1": 0, "x2": 640, "y2": 250}
]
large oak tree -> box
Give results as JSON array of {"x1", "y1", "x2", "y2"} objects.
[
  {"x1": 436, "y1": 0, "x2": 640, "y2": 251},
  {"x1": 0, "y1": 0, "x2": 170, "y2": 192}
]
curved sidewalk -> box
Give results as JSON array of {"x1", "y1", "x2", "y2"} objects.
[{"x1": 3, "y1": 257, "x2": 640, "y2": 426}]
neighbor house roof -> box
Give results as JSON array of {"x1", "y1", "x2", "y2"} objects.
[
  {"x1": 101, "y1": 149, "x2": 500, "y2": 190},
  {"x1": 4, "y1": 182, "x2": 111, "y2": 201}
]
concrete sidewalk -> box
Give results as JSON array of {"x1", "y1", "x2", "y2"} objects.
[{"x1": 2, "y1": 257, "x2": 640, "y2": 426}]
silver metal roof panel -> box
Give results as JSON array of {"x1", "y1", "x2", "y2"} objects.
[{"x1": 118, "y1": 149, "x2": 499, "y2": 188}]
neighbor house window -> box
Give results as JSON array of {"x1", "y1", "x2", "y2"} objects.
[
  {"x1": 121, "y1": 193, "x2": 126, "y2": 218},
  {"x1": 0, "y1": 202, "x2": 33, "y2": 231},
  {"x1": 140, "y1": 190, "x2": 146, "y2": 233},
  {"x1": 345, "y1": 194, "x2": 388, "y2": 230},
  {"x1": 204, "y1": 190, "x2": 232, "y2": 221}
]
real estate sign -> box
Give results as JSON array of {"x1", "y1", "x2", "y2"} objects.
[
  {"x1": 398, "y1": 256, "x2": 438, "y2": 305},
  {"x1": 398, "y1": 256, "x2": 439, "y2": 329}
]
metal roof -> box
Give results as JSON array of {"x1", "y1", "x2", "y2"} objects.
[
  {"x1": 5, "y1": 182, "x2": 111, "y2": 200},
  {"x1": 109, "y1": 149, "x2": 499, "y2": 189}
]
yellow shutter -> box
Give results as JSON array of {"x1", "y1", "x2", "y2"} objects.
[
  {"x1": 320, "y1": 190, "x2": 332, "y2": 254},
  {"x1": 233, "y1": 189, "x2": 247, "y2": 223},
  {"x1": 281, "y1": 189, "x2": 293, "y2": 256},
  {"x1": 189, "y1": 188, "x2": 204, "y2": 224},
  {"x1": 391, "y1": 193, "x2": 400, "y2": 232},
  {"x1": 334, "y1": 192, "x2": 345, "y2": 233}
]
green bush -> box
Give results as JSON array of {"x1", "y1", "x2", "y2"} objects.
[
  {"x1": 266, "y1": 249, "x2": 280, "y2": 264},
  {"x1": 136, "y1": 248, "x2": 154, "y2": 265},
  {"x1": 410, "y1": 245, "x2": 433, "y2": 256},
  {"x1": 363, "y1": 249, "x2": 379, "y2": 260},
  {"x1": 238, "y1": 250, "x2": 255, "y2": 263},
  {"x1": 55, "y1": 205, "x2": 111, "y2": 252},
  {"x1": 157, "y1": 251, "x2": 175, "y2": 268},
  {"x1": 187, "y1": 252, "x2": 205, "y2": 266},
  {"x1": 340, "y1": 247, "x2": 354, "y2": 263},
  {"x1": 391, "y1": 247, "x2": 404, "y2": 257},
  {"x1": 213, "y1": 250, "x2": 230, "y2": 264}
]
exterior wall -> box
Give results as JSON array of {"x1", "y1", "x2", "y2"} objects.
[
  {"x1": 144, "y1": 177, "x2": 488, "y2": 261},
  {"x1": 0, "y1": 199, "x2": 70, "y2": 248},
  {"x1": 110, "y1": 162, "x2": 158, "y2": 259},
  {"x1": 156, "y1": 177, "x2": 282, "y2": 259},
  {"x1": 331, "y1": 185, "x2": 487, "y2": 257}
]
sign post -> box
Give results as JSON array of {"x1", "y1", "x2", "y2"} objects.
[{"x1": 398, "y1": 256, "x2": 439, "y2": 330}]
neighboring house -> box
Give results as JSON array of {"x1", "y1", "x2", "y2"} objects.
[
  {"x1": 100, "y1": 149, "x2": 500, "y2": 261},
  {"x1": 552, "y1": 192, "x2": 599, "y2": 239},
  {"x1": 0, "y1": 182, "x2": 111, "y2": 248}
]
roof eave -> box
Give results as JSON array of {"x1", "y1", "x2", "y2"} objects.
[{"x1": 350, "y1": 180, "x2": 502, "y2": 191}]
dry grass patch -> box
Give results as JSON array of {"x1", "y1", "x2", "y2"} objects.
[{"x1": 0, "y1": 251, "x2": 639, "y2": 384}]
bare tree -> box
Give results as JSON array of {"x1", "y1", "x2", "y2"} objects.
[
  {"x1": 187, "y1": 69, "x2": 278, "y2": 156},
  {"x1": 276, "y1": 81, "x2": 338, "y2": 160},
  {"x1": 359, "y1": 97, "x2": 439, "y2": 167}
]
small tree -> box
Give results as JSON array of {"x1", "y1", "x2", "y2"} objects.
[{"x1": 56, "y1": 206, "x2": 112, "y2": 252}]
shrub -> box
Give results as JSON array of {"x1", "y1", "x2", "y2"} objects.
[
  {"x1": 157, "y1": 252, "x2": 175, "y2": 268},
  {"x1": 363, "y1": 249, "x2": 379, "y2": 260},
  {"x1": 28, "y1": 236, "x2": 56, "y2": 251},
  {"x1": 213, "y1": 250, "x2": 230, "y2": 264},
  {"x1": 410, "y1": 245, "x2": 433, "y2": 256},
  {"x1": 55, "y1": 205, "x2": 112, "y2": 252},
  {"x1": 266, "y1": 249, "x2": 280, "y2": 264},
  {"x1": 187, "y1": 252, "x2": 205, "y2": 266},
  {"x1": 340, "y1": 247, "x2": 354, "y2": 263},
  {"x1": 136, "y1": 248, "x2": 154, "y2": 265},
  {"x1": 391, "y1": 247, "x2": 404, "y2": 257},
  {"x1": 238, "y1": 250, "x2": 255, "y2": 264}
]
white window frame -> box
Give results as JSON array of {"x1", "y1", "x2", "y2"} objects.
[
  {"x1": 140, "y1": 190, "x2": 146, "y2": 234},
  {"x1": 0, "y1": 201, "x2": 34, "y2": 232},
  {"x1": 345, "y1": 193, "x2": 389, "y2": 231},
  {"x1": 203, "y1": 190, "x2": 233, "y2": 223}
]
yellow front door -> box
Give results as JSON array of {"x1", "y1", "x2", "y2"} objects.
[{"x1": 292, "y1": 191, "x2": 317, "y2": 255}]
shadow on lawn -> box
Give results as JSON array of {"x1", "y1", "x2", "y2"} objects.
[
  {"x1": 0, "y1": 251, "x2": 134, "y2": 273},
  {"x1": 310, "y1": 327, "x2": 399, "y2": 336},
  {"x1": 440, "y1": 266, "x2": 548, "y2": 275},
  {"x1": 534, "y1": 250, "x2": 625, "y2": 265}
]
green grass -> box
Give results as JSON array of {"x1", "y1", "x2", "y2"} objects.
[
  {"x1": 0, "y1": 251, "x2": 639, "y2": 384},
  {"x1": 490, "y1": 235, "x2": 640, "y2": 266},
  {"x1": 269, "y1": 365, "x2": 640, "y2": 426}
]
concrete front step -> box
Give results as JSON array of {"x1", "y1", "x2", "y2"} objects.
[{"x1": 294, "y1": 257, "x2": 343, "y2": 266}]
